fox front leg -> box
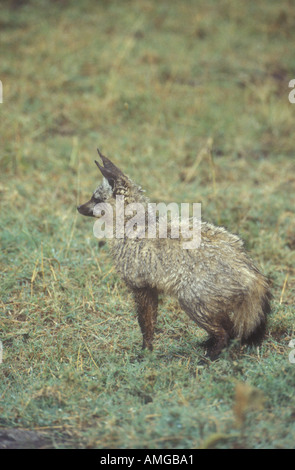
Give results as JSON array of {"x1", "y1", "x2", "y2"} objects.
[{"x1": 133, "y1": 287, "x2": 158, "y2": 351}]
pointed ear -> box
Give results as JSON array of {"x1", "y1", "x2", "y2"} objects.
[
  {"x1": 94, "y1": 160, "x2": 117, "y2": 189},
  {"x1": 97, "y1": 148, "x2": 124, "y2": 176}
]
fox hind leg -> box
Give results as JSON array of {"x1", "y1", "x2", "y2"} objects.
[{"x1": 179, "y1": 297, "x2": 234, "y2": 359}]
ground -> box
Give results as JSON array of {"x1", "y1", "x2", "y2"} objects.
[{"x1": 0, "y1": 0, "x2": 295, "y2": 449}]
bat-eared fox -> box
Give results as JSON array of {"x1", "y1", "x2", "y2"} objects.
[{"x1": 78, "y1": 149, "x2": 271, "y2": 360}]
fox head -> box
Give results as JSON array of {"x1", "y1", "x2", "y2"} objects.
[{"x1": 77, "y1": 149, "x2": 145, "y2": 217}]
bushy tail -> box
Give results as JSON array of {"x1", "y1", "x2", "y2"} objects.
[{"x1": 233, "y1": 274, "x2": 271, "y2": 346}]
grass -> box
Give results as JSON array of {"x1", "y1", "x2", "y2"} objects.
[{"x1": 0, "y1": 0, "x2": 295, "y2": 449}]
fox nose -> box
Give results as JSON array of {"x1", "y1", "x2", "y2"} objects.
[
  {"x1": 77, "y1": 205, "x2": 85, "y2": 215},
  {"x1": 77, "y1": 202, "x2": 94, "y2": 217}
]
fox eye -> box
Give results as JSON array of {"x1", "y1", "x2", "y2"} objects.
[{"x1": 93, "y1": 196, "x2": 102, "y2": 203}]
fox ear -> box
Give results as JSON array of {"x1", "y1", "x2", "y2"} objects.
[
  {"x1": 95, "y1": 149, "x2": 125, "y2": 189},
  {"x1": 95, "y1": 160, "x2": 117, "y2": 189},
  {"x1": 97, "y1": 148, "x2": 124, "y2": 176}
]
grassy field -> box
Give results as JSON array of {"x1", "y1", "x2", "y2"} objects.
[{"x1": 1, "y1": 0, "x2": 295, "y2": 449}]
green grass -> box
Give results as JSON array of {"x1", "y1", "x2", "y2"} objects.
[{"x1": 1, "y1": 0, "x2": 295, "y2": 449}]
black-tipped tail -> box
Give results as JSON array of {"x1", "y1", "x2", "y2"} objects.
[{"x1": 241, "y1": 290, "x2": 272, "y2": 346}]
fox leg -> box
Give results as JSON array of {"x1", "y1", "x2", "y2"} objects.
[
  {"x1": 201, "y1": 329, "x2": 230, "y2": 360},
  {"x1": 133, "y1": 287, "x2": 158, "y2": 351},
  {"x1": 178, "y1": 297, "x2": 234, "y2": 359}
]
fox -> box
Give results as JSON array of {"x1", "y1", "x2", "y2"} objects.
[{"x1": 77, "y1": 149, "x2": 271, "y2": 360}]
